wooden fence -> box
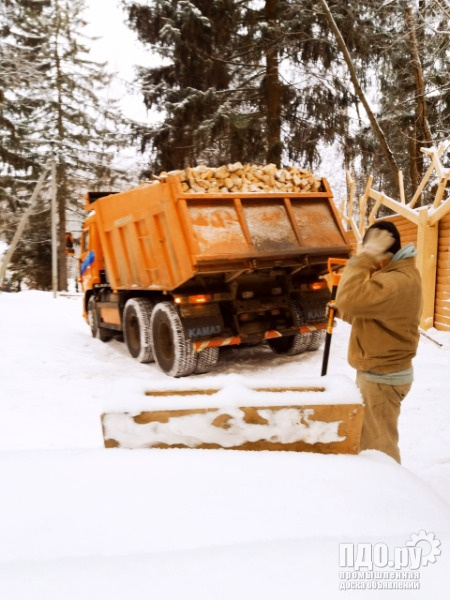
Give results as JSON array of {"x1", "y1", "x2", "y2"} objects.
[{"x1": 340, "y1": 146, "x2": 450, "y2": 331}]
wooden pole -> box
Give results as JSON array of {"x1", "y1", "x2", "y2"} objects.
[
  {"x1": 416, "y1": 208, "x2": 438, "y2": 330},
  {"x1": 0, "y1": 164, "x2": 50, "y2": 284},
  {"x1": 51, "y1": 160, "x2": 58, "y2": 298},
  {"x1": 398, "y1": 171, "x2": 406, "y2": 204}
]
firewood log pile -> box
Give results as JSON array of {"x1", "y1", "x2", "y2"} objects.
[{"x1": 159, "y1": 163, "x2": 322, "y2": 193}]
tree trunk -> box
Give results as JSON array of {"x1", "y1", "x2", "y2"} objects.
[
  {"x1": 318, "y1": 0, "x2": 400, "y2": 186},
  {"x1": 406, "y1": 5, "x2": 433, "y2": 198},
  {"x1": 264, "y1": 0, "x2": 282, "y2": 166},
  {"x1": 54, "y1": 7, "x2": 67, "y2": 291},
  {"x1": 57, "y1": 161, "x2": 67, "y2": 291}
]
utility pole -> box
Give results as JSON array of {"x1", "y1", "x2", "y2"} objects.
[{"x1": 51, "y1": 160, "x2": 58, "y2": 297}]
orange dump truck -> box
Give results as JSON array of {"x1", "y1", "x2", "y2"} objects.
[{"x1": 79, "y1": 167, "x2": 350, "y2": 376}]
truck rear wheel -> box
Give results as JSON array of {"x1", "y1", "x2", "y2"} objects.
[
  {"x1": 88, "y1": 296, "x2": 112, "y2": 342},
  {"x1": 150, "y1": 302, "x2": 196, "y2": 377},
  {"x1": 302, "y1": 296, "x2": 327, "y2": 351},
  {"x1": 267, "y1": 300, "x2": 311, "y2": 356},
  {"x1": 123, "y1": 298, "x2": 154, "y2": 363},
  {"x1": 193, "y1": 347, "x2": 219, "y2": 374}
]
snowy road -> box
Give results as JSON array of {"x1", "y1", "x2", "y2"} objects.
[{"x1": 0, "y1": 291, "x2": 449, "y2": 599}]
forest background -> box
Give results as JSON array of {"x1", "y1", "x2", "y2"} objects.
[{"x1": 1, "y1": 0, "x2": 449, "y2": 290}]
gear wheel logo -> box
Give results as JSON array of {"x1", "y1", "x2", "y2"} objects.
[{"x1": 406, "y1": 530, "x2": 441, "y2": 566}]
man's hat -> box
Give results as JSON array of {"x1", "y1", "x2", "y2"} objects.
[{"x1": 363, "y1": 221, "x2": 401, "y2": 255}]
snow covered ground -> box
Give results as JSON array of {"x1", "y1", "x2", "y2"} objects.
[{"x1": 0, "y1": 291, "x2": 449, "y2": 599}]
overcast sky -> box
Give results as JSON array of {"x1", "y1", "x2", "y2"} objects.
[{"x1": 84, "y1": 0, "x2": 148, "y2": 122}]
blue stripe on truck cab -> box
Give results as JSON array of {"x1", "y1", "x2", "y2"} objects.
[{"x1": 80, "y1": 250, "x2": 95, "y2": 276}]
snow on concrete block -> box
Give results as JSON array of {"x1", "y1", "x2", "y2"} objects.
[{"x1": 101, "y1": 377, "x2": 364, "y2": 454}]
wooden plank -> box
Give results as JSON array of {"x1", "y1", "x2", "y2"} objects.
[
  {"x1": 416, "y1": 209, "x2": 438, "y2": 330},
  {"x1": 101, "y1": 403, "x2": 364, "y2": 455},
  {"x1": 368, "y1": 198, "x2": 382, "y2": 225},
  {"x1": 434, "y1": 299, "x2": 450, "y2": 307},
  {"x1": 421, "y1": 145, "x2": 447, "y2": 180},
  {"x1": 410, "y1": 146, "x2": 445, "y2": 208},
  {"x1": 398, "y1": 170, "x2": 406, "y2": 204},
  {"x1": 409, "y1": 161, "x2": 435, "y2": 208},
  {"x1": 429, "y1": 197, "x2": 450, "y2": 226},
  {"x1": 369, "y1": 190, "x2": 420, "y2": 225},
  {"x1": 433, "y1": 314, "x2": 450, "y2": 329},
  {"x1": 434, "y1": 309, "x2": 450, "y2": 321},
  {"x1": 437, "y1": 261, "x2": 450, "y2": 269},
  {"x1": 359, "y1": 175, "x2": 373, "y2": 236},
  {"x1": 434, "y1": 302, "x2": 450, "y2": 312},
  {"x1": 433, "y1": 175, "x2": 450, "y2": 208},
  {"x1": 439, "y1": 217, "x2": 450, "y2": 230},
  {"x1": 434, "y1": 325, "x2": 450, "y2": 332}
]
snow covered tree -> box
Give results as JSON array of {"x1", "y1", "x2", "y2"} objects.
[
  {"x1": 125, "y1": 0, "x2": 450, "y2": 202},
  {"x1": 125, "y1": 0, "x2": 251, "y2": 172},
  {"x1": 1, "y1": 0, "x2": 132, "y2": 291},
  {"x1": 124, "y1": 0, "x2": 353, "y2": 172},
  {"x1": 319, "y1": 0, "x2": 450, "y2": 200},
  {"x1": 0, "y1": 0, "x2": 48, "y2": 206}
]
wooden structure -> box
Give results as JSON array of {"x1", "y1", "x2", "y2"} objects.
[
  {"x1": 340, "y1": 146, "x2": 450, "y2": 331},
  {"x1": 102, "y1": 383, "x2": 364, "y2": 454}
]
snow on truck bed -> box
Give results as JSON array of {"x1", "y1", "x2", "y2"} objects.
[{"x1": 0, "y1": 291, "x2": 449, "y2": 599}]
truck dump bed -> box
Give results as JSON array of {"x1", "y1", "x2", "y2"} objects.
[{"x1": 87, "y1": 174, "x2": 348, "y2": 291}]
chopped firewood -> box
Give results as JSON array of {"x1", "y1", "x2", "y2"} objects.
[{"x1": 160, "y1": 164, "x2": 322, "y2": 194}]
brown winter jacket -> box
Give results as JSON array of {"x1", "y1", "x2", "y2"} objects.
[{"x1": 334, "y1": 251, "x2": 422, "y2": 374}]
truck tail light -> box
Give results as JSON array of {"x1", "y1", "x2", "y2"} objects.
[
  {"x1": 188, "y1": 294, "x2": 212, "y2": 304},
  {"x1": 308, "y1": 281, "x2": 327, "y2": 291}
]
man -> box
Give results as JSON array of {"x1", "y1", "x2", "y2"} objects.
[{"x1": 334, "y1": 221, "x2": 423, "y2": 463}]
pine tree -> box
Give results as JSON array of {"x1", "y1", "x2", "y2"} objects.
[
  {"x1": 0, "y1": 0, "x2": 48, "y2": 208},
  {"x1": 319, "y1": 0, "x2": 450, "y2": 200},
  {"x1": 124, "y1": 0, "x2": 354, "y2": 172},
  {"x1": 125, "y1": 0, "x2": 450, "y2": 201},
  {"x1": 1, "y1": 0, "x2": 132, "y2": 290},
  {"x1": 125, "y1": 0, "x2": 250, "y2": 172}
]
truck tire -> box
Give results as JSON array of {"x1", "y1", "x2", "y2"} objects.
[
  {"x1": 88, "y1": 296, "x2": 112, "y2": 342},
  {"x1": 193, "y1": 347, "x2": 219, "y2": 374},
  {"x1": 267, "y1": 300, "x2": 311, "y2": 356},
  {"x1": 123, "y1": 298, "x2": 154, "y2": 363},
  {"x1": 150, "y1": 301, "x2": 197, "y2": 377},
  {"x1": 301, "y1": 296, "x2": 327, "y2": 351},
  {"x1": 307, "y1": 330, "x2": 325, "y2": 351}
]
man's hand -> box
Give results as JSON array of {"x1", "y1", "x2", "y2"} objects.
[{"x1": 361, "y1": 228, "x2": 394, "y2": 262}]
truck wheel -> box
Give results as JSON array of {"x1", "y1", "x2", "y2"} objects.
[
  {"x1": 193, "y1": 347, "x2": 219, "y2": 374},
  {"x1": 301, "y1": 296, "x2": 327, "y2": 351},
  {"x1": 123, "y1": 298, "x2": 154, "y2": 363},
  {"x1": 88, "y1": 296, "x2": 112, "y2": 342},
  {"x1": 267, "y1": 300, "x2": 311, "y2": 356},
  {"x1": 150, "y1": 302, "x2": 196, "y2": 377},
  {"x1": 308, "y1": 330, "x2": 326, "y2": 351}
]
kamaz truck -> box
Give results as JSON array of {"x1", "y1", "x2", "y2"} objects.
[{"x1": 79, "y1": 166, "x2": 350, "y2": 377}]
